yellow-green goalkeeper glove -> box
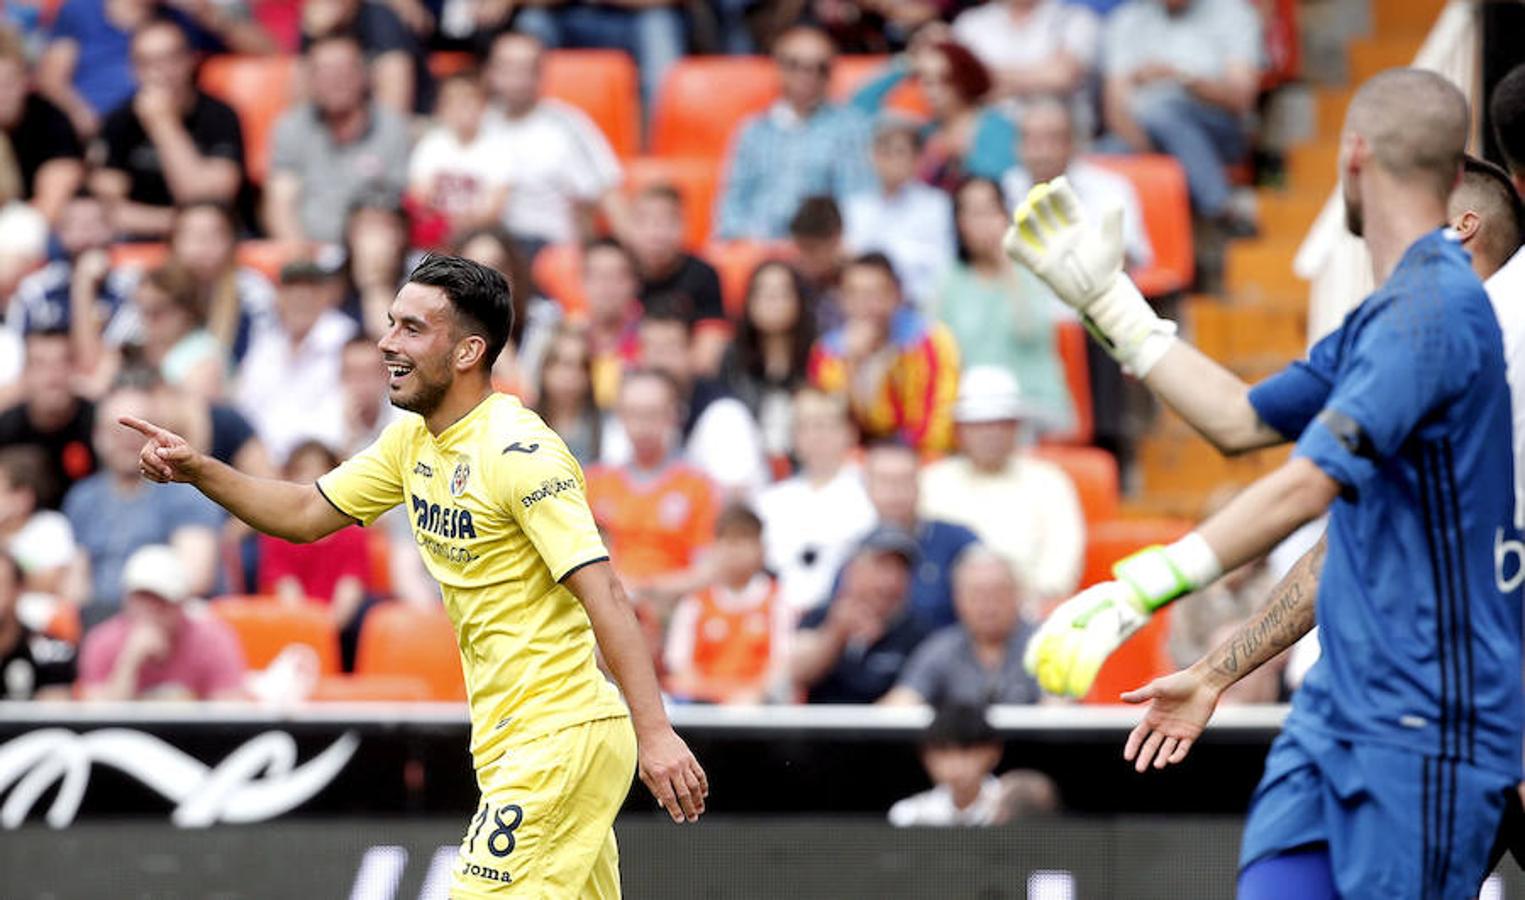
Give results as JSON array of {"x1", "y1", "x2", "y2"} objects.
[
  {"x1": 1002, "y1": 176, "x2": 1177, "y2": 378},
  {"x1": 1023, "y1": 534, "x2": 1222, "y2": 698}
]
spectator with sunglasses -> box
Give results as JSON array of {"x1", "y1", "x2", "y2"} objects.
[{"x1": 715, "y1": 24, "x2": 873, "y2": 241}]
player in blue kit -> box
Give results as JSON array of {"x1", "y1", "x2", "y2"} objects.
[{"x1": 1005, "y1": 68, "x2": 1524, "y2": 898}]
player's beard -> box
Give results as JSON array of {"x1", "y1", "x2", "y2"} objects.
[
  {"x1": 1343, "y1": 184, "x2": 1364, "y2": 237},
  {"x1": 391, "y1": 361, "x2": 452, "y2": 418}
]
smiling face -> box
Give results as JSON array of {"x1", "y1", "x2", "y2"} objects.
[{"x1": 376, "y1": 283, "x2": 465, "y2": 417}]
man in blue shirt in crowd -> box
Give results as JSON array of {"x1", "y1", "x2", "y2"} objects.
[{"x1": 1007, "y1": 68, "x2": 1522, "y2": 899}]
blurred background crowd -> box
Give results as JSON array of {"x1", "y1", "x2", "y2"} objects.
[{"x1": 0, "y1": 0, "x2": 1310, "y2": 727}]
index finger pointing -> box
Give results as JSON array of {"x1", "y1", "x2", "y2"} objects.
[{"x1": 118, "y1": 416, "x2": 167, "y2": 439}]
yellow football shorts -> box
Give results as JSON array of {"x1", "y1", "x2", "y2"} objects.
[{"x1": 450, "y1": 716, "x2": 637, "y2": 899}]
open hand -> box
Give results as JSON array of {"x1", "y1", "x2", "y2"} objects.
[
  {"x1": 638, "y1": 727, "x2": 708, "y2": 824},
  {"x1": 1121, "y1": 668, "x2": 1221, "y2": 773},
  {"x1": 120, "y1": 416, "x2": 203, "y2": 484}
]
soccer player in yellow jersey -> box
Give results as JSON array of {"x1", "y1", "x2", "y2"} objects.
[{"x1": 121, "y1": 255, "x2": 706, "y2": 897}]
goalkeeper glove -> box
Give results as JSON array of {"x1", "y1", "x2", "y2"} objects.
[
  {"x1": 1023, "y1": 533, "x2": 1222, "y2": 698},
  {"x1": 1002, "y1": 177, "x2": 1178, "y2": 378}
]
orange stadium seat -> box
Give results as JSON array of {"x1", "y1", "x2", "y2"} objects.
[
  {"x1": 650, "y1": 56, "x2": 778, "y2": 161},
  {"x1": 829, "y1": 55, "x2": 930, "y2": 118},
  {"x1": 210, "y1": 596, "x2": 341, "y2": 675},
  {"x1": 623, "y1": 156, "x2": 719, "y2": 250},
  {"x1": 1086, "y1": 154, "x2": 1194, "y2": 297},
  {"x1": 366, "y1": 528, "x2": 393, "y2": 597},
  {"x1": 427, "y1": 50, "x2": 475, "y2": 80},
  {"x1": 311, "y1": 673, "x2": 432, "y2": 702},
  {"x1": 199, "y1": 55, "x2": 299, "y2": 184},
  {"x1": 355, "y1": 603, "x2": 466, "y2": 702},
  {"x1": 109, "y1": 242, "x2": 169, "y2": 272},
  {"x1": 532, "y1": 243, "x2": 585, "y2": 315},
  {"x1": 542, "y1": 49, "x2": 641, "y2": 160},
  {"x1": 1077, "y1": 517, "x2": 1194, "y2": 703},
  {"x1": 1045, "y1": 320, "x2": 1094, "y2": 446},
  {"x1": 1030, "y1": 445, "x2": 1119, "y2": 525},
  {"x1": 705, "y1": 240, "x2": 787, "y2": 318},
  {"x1": 235, "y1": 239, "x2": 304, "y2": 281}
]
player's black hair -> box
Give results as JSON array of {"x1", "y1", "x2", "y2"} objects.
[
  {"x1": 844, "y1": 251, "x2": 903, "y2": 293},
  {"x1": 789, "y1": 196, "x2": 843, "y2": 241},
  {"x1": 406, "y1": 254, "x2": 513, "y2": 374},
  {"x1": 1461, "y1": 154, "x2": 1525, "y2": 260},
  {"x1": 714, "y1": 502, "x2": 764, "y2": 539},
  {"x1": 923, "y1": 703, "x2": 998, "y2": 748},
  {"x1": 1491, "y1": 63, "x2": 1525, "y2": 176}
]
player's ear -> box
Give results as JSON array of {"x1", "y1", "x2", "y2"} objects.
[{"x1": 455, "y1": 334, "x2": 486, "y2": 372}]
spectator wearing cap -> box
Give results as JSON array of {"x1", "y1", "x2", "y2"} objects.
[
  {"x1": 78, "y1": 544, "x2": 247, "y2": 700},
  {"x1": 935, "y1": 178, "x2": 1075, "y2": 433},
  {"x1": 859, "y1": 441, "x2": 978, "y2": 628},
  {"x1": 882, "y1": 547, "x2": 1041, "y2": 707},
  {"x1": 842, "y1": 117, "x2": 956, "y2": 308},
  {"x1": 888, "y1": 702, "x2": 1059, "y2": 826},
  {"x1": 715, "y1": 25, "x2": 874, "y2": 241},
  {"x1": 234, "y1": 258, "x2": 358, "y2": 462},
  {"x1": 791, "y1": 524, "x2": 935, "y2": 704},
  {"x1": 482, "y1": 31, "x2": 626, "y2": 253},
  {"x1": 809, "y1": 253, "x2": 960, "y2": 452},
  {"x1": 265, "y1": 33, "x2": 410, "y2": 244},
  {"x1": 91, "y1": 18, "x2": 246, "y2": 240},
  {"x1": 919, "y1": 366, "x2": 1084, "y2": 601},
  {"x1": 755, "y1": 389, "x2": 876, "y2": 614},
  {"x1": 1100, "y1": 0, "x2": 1262, "y2": 233},
  {"x1": 0, "y1": 550, "x2": 76, "y2": 700},
  {"x1": 64, "y1": 381, "x2": 223, "y2": 627}
]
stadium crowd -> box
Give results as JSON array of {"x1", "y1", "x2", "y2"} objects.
[{"x1": 0, "y1": 0, "x2": 1309, "y2": 711}]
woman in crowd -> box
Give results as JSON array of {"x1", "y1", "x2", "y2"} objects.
[
  {"x1": 718, "y1": 260, "x2": 818, "y2": 460},
  {"x1": 131, "y1": 264, "x2": 228, "y2": 402},
  {"x1": 454, "y1": 225, "x2": 557, "y2": 399},
  {"x1": 531, "y1": 322, "x2": 602, "y2": 465},
  {"x1": 856, "y1": 34, "x2": 1017, "y2": 191},
  {"x1": 168, "y1": 201, "x2": 275, "y2": 365},
  {"x1": 932, "y1": 177, "x2": 1072, "y2": 432}
]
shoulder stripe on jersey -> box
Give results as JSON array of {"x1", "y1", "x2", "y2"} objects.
[
  {"x1": 1414, "y1": 447, "x2": 1454, "y2": 763},
  {"x1": 314, "y1": 481, "x2": 362, "y2": 527},
  {"x1": 1438, "y1": 439, "x2": 1477, "y2": 762}
]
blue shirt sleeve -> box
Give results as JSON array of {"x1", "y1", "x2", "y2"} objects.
[
  {"x1": 161, "y1": 483, "x2": 227, "y2": 530},
  {"x1": 1247, "y1": 326, "x2": 1341, "y2": 440},
  {"x1": 1294, "y1": 289, "x2": 1478, "y2": 489}
]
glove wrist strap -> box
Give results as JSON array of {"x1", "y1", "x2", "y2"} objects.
[
  {"x1": 1084, "y1": 276, "x2": 1178, "y2": 378},
  {"x1": 1112, "y1": 533, "x2": 1224, "y2": 613}
]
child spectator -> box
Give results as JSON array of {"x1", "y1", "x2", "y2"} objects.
[
  {"x1": 663, "y1": 504, "x2": 789, "y2": 704},
  {"x1": 256, "y1": 440, "x2": 373, "y2": 671},
  {"x1": 0, "y1": 550, "x2": 76, "y2": 700},
  {"x1": 407, "y1": 71, "x2": 511, "y2": 243},
  {"x1": 888, "y1": 703, "x2": 1059, "y2": 826},
  {"x1": 0, "y1": 445, "x2": 77, "y2": 596}
]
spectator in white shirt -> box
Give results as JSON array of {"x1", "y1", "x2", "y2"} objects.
[
  {"x1": 408, "y1": 71, "x2": 511, "y2": 244},
  {"x1": 919, "y1": 366, "x2": 1084, "y2": 602},
  {"x1": 888, "y1": 703, "x2": 1059, "y2": 826},
  {"x1": 234, "y1": 260, "x2": 357, "y2": 463},
  {"x1": 482, "y1": 31, "x2": 625, "y2": 253},
  {"x1": 843, "y1": 116, "x2": 956, "y2": 308},
  {"x1": 754, "y1": 388, "x2": 876, "y2": 614},
  {"x1": 951, "y1": 0, "x2": 1099, "y2": 119},
  {"x1": 1001, "y1": 96, "x2": 1152, "y2": 269}
]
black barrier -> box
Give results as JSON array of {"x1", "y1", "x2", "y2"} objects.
[
  {"x1": 6, "y1": 819, "x2": 1525, "y2": 899},
  {"x1": 0, "y1": 704, "x2": 1287, "y2": 825}
]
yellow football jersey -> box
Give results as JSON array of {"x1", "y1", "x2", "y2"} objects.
[{"x1": 317, "y1": 393, "x2": 629, "y2": 768}]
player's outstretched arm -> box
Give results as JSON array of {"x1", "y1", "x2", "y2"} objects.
[
  {"x1": 1025, "y1": 456, "x2": 1337, "y2": 697},
  {"x1": 1123, "y1": 535, "x2": 1324, "y2": 772},
  {"x1": 120, "y1": 416, "x2": 352, "y2": 544},
  {"x1": 1004, "y1": 178, "x2": 1285, "y2": 455},
  {"x1": 564, "y1": 561, "x2": 708, "y2": 825}
]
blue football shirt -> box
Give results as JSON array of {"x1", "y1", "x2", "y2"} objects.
[{"x1": 1249, "y1": 229, "x2": 1522, "y2": 777}]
